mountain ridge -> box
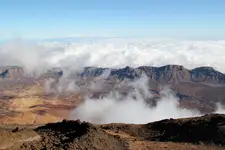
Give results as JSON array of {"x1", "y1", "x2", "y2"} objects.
[
  {"x1": 80, "y1": 65, "x2": 225, "y2": 84},
  {"x1": 0, "y1": 65, "x2": 225, "y2": 85}
]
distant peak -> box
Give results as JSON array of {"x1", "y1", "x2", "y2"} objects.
[
  {"x1": 195, "y1": 66, "x2": 214, "y2": 70},
  {"x1": 157, "y1": 65, "x2": 185, "y2": 71},
  {"x1": 168, "y1": 65, "x2": 184, "y2": 69},
  {"x1": 120, "y1": 66, "x2": 134, "y2": 71},
  {"x1": 192, "y1": 66, "x2": 217, "y2": 72}
]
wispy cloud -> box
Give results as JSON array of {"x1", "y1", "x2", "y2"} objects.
[{"x1": 69, "y1": 76, "x2": 201, "y2": 124}]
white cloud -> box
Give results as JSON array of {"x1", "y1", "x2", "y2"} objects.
[
  {"x1": 1, "y1": 38, "x2": 225, "y2": 73},
  {"x1": 214, "y1": 103, "x2": 225, "y2": 114},
  {"x1": 38, "y1": 38, "x2": 225, "y2": 73},
  {"x1": 70, "y1": 76, "x2": 201, "y2": 124}
]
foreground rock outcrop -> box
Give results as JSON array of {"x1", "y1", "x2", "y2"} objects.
[{"x1": 5, "y1": 120, "x2": 127, "y2": 150}]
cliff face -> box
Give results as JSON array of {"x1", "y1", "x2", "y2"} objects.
[
  {"x1": 137, "y1": 65, "x2": 191, "y2": 84},
  {"x1": 190, "y1": 67, "x2": 225, "y2": 83},
  {"x1": 81, "y1": 65, "x2": 225, "y2": 85}
]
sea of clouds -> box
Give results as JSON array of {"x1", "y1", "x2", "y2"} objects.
[
  {"x1": 0, "y1": 38, "x2": 225, "y2": 124},
  {"x1": 0, "y1": 38, "x2": 225, "y2": 74}
]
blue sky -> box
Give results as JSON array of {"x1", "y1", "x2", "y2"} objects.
[{"x1": 1, "y1": 0, "x2": 225, "y2": 40}]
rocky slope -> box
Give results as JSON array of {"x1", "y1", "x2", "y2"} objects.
[
  {"x1": 0, "y1": 114, "x2": 225, "y2": 150},
  {"x1": 102, "y1": 114, "x2": 225, "y2": 145}
]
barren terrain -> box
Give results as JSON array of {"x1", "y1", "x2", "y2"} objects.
[
  {"x1": 0, "y1": 78, "x2": 82, "y2": 125},
  {"x1": 0, "y1": 66, "x2": 224, "y2": 149},
  {"x1": 0, "y1": 114, "x2": 225, "y2": 149}
]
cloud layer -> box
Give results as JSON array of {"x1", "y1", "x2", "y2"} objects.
[{"x1": 1, "y1": 38, "x2": 225, "y2": 74}]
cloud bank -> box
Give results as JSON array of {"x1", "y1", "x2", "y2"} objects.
[{"x1": 1, "y1": 38, "x2": 225, "y2": 74}]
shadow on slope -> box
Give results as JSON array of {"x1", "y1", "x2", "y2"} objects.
[{"x1": 148, "y1": 114, "x2": 225, "y2": 145}]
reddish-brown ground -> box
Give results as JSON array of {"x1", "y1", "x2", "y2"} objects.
[{"x1": 0, "y1": 79, "x2": 83, "y2": 125}]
